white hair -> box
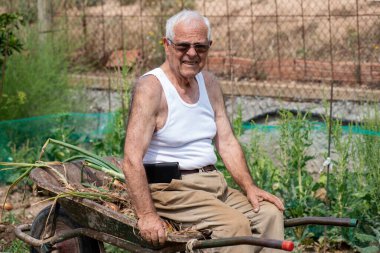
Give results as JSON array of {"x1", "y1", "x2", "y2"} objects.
[{"x1": 166, "y1": 10, "x2": 212, "y2": 41}]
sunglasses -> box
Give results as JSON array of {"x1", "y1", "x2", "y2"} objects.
[{"x1": 167, "y1": 38, "x2": 211, "y2": 54}]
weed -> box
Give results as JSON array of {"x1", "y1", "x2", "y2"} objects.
[
  {"x1": 2, "y1": 239, "x2": 29, "y2": 253},
  {"x1": 2, "y1": 211, "x2": 19, "y2": 224}
]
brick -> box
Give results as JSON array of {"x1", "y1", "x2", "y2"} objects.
[{"x1": 106, "y1": 49, "x2": 141, "y2": 68}]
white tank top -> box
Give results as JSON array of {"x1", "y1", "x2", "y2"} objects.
[{"x1": 142, "y1": 68, "x2": 217, "y2": 170}]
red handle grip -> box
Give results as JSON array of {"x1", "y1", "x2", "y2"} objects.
[{"x1": 282, "y1": 240, "x2": 294, "y2": 251}]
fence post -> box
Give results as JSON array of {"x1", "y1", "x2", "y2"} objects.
[{"x1": 37, "y1": 0, "x2": 52, "y2": 43}]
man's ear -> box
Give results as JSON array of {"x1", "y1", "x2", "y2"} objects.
[{"x1": 163, "y1": 37, "x2": 170, "y2": 53}]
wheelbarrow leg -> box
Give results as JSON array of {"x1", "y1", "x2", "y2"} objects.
[
  {"x1": 30, "y1": 204, "x2": 101, "y2": 253},
  {"x1": 41, "y1": 202, "x2": 60, "y2": 240}
]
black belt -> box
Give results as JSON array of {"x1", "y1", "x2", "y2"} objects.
[{"x1": 180, "y1": 165, "x2": 216, "y2": 175}]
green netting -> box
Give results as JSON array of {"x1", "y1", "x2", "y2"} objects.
[
  {"x1": 1, "y1": 112, "x2": 378, "y2": 184},
  {"x1": 0, "y1": 112, "x2": 117, "y2": 183},
  {"x1": 243, "y1": 122, "x2": 380, "y2": 136}
]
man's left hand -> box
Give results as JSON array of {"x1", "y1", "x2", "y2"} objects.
[{"x1": 247, "y1": 186, "x2": 285, "y2": 212}]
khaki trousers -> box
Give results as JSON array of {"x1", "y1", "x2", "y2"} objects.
[{"x1": 149, "y1": 170, "x2": 285, "y2": 253}]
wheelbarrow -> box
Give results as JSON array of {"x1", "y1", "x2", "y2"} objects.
[{"x1": 14, "y1": 159, "x2": 358, "y2": 252}]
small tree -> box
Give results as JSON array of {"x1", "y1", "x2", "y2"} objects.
[{"x1": 0, "y1": 13, "x2": 24, "y2": 97}]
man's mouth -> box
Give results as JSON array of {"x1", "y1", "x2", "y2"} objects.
[{"x1": 182, "y1": 61, "x2": 198, "y2": 65}]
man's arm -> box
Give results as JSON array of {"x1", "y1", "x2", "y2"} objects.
[
  {"x1": 122, "y1": 75, "x2": 167, "y2": 246},
  {"x1": 204, "y1": 72, "x2": 284, "y2": 212}
]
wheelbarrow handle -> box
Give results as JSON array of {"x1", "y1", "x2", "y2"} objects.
[
  {"x1": 14, "y1": 224, "x2": 157, "y2": 253},
  {"x1": 284, "y1": 217, "x2": 358, "y2": 227},
  {"x1": 192, "y1": 236, "x2": 294, "y2": 252}
]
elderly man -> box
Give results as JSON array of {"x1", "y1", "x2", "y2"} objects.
[{"x1": 122, "y1": 9, "x2": 285, "y2": 253}]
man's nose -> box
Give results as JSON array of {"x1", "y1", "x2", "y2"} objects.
[{"x1": 186, "y1": 46, "x2": 198, "y2": 56}]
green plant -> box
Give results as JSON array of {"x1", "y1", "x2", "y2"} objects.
[
  {"x1": 104, "y1": 243, "x2": 129, "y2": 252},
  {"x1": 349, "y1": 106, "x2": 380, "y2": 252},
  {"x1": 1, "y1": 210, "x2": 19, "y2": 224},
  {"x1": 0, "y1": 24, "x2": 88, "y2": 121},
  {"x1": 2, "y1": 239, "x2": 29, "y2": 252},
  {"x1": 245, "y1": 128, "x2": 281, "y2": 194},
  {"x1": 277, "y1": 111, "x2": 326, "y2": 242},
  {"x1": 278, "y1": 111, "x2": 314, "y2": 200},
  {"x1": 232, "y1": 103, "x2": 244, "y2": 137},
  {"x1": 0, "y1": 12, "x2": 24, "y2": 97},
  {"x1": 1, "y1": 211, "x2": 29, "y2": 253},
  {"x1": 93, "y1": 111, "x2": 126, "y2": 157}
]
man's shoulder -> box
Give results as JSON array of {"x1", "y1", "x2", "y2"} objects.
[
  {"x1": 201, "y1": 70, "x2": 221, "y2": 92},
  {"x1": 201, "y1": 70, "x2": 216, "y2": 81},
  {"x1": 135, "y1": 73, "x2": 162, "y2": 92},
  {"x1": 131, "y1": 73, "x2": 163, "y2": 104}
]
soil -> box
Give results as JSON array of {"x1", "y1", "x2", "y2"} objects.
[{"x1": 0, "y1": 184, "x2": 52, "y2": 251}]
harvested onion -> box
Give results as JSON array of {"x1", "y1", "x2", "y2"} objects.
[
  {"x1": 104, "y1": 202, "x2": 119, "y2": 212},
  {"x1": 2, "y1": 202, "x2": 13, "y2": 211}
]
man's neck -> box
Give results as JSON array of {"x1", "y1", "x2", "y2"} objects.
[
  {"x1": 161, "y1": 63, "x2": 195, "y2": 89},
  {"x1": 160, "y1": 63, "x2": 199, "y2": 104}
]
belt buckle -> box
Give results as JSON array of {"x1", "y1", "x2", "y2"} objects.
[{"x1": 200, "y1": 165, "x2": 214, "y2": 173}]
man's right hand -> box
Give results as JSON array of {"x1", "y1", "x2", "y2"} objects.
[{"x1": 137, "y1": 212, "x2": 167, "y2": 247}]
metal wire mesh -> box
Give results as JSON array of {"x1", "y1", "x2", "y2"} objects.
[{"x1": 1, "y1": 0, "x2": 379, "y2": 111}]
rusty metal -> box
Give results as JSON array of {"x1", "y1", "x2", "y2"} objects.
[
  {"x1": 355, "y1": 0, "x2": 362, "y2": 85},
  {"x1": 41, "y1": 202, "x2": 60, "y2": 240},
  {"x1": 274, "y1": 0, "x2": 282, "y2": 79},
  {"x1": 101, "y1": 0, "x2": 106, "y2": 62},
  {"x1": 300, "y1": 0, "x2": 307, "y2": 79},
  {"x1": 138, "y1": 0, "x2": 144, "y2": 76},
  {"x1": 15, "y1": 224, "x2": 296, "y2": 253},
  {"x1": 250, "y1": 0, "x2": 256, "y2": 78},
  {"x1": 14, "y1": 224, "x2": 158, "y2": 253},
  {"x1": 80, "y1": 1, "x2": 88, "y2": 57}
]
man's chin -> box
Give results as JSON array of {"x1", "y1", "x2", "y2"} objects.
[{"x1": 180, "y1": 65, "x2": 202, "y2": 78}]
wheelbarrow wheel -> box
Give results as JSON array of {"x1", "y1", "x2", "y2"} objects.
[{"x1": 30, "y1": 205, "x2": 101, "y2": 253}]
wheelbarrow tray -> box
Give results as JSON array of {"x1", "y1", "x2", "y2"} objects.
[
  {"x1": 21, "y1": 158, "x2": 356, "y2": 252},
  {"x1": 28, "y1": 159, "x2": 203, "y2": 250}
]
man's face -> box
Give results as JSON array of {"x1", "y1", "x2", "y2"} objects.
[{"x1": 164, "y1": 20, "x2": 211, "y2": 80}]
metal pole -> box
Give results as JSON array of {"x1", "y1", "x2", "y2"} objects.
[
  {"x1": 250, "y1": 0, "x2": 256, "y2": 79},
  {"x1": 274, "y1": 0, "x2": 282, "y2": 79},
  {"x1": 355, "y1": 0, "x2": 362, "y2": 84},
  {"x1": 327, "y1": 0, "x2": 334, "y2": 209},
  {"x1": 139, "y1": 0, "x2": 144, "y2": 76},
  {"x1": 37, "y1": 0, "x2": 52, "y2": 44},
  {"x1": 81, "y1": 0, "x2": 88, "y2": 57},
  {"x1": 324, "y1": 1, "x2": 335, "y2": 252},
  {"x1": 226, "y1": 0, "x2": 235, "y2": 119},
  {"x1": 8, "y1": 0, "x2": 13, "y2": 12},
  {"x1": 300, "y1": 0, "x2": 307, "y2": 79},
  {"x1": 64, "y1": 0, "x2": 69, "y2": 50},
  {"x1": 101, "y1": 0, "x2": 106, "y2": 63}
]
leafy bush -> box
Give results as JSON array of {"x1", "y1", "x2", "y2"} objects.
[
  {"x1": 0, "y1": 12, "x2": 24, "y2": 98},
  {"x1": 0, "y1": 25, "x2": 88, "y2": 121}
]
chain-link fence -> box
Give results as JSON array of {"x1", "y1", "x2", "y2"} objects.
[{"x1": 1, "y1": 0, "x2": 379, "y2": 113}]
